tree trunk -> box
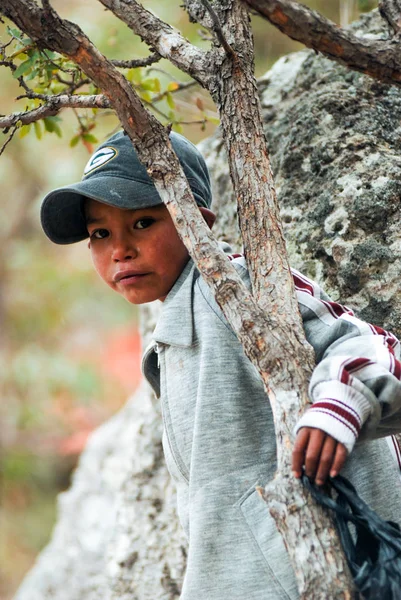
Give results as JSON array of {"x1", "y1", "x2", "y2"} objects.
[{"x1": 13, "y1": 8, "x2": 401, "y2": 600}]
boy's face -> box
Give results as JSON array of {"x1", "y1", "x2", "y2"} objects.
[{"x1": 85, "y1": 199, "x2": 190, "y2": 304}]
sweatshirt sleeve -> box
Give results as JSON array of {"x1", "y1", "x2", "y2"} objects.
[{"x1": 293, "y1": 269, "x2": 401, "y2": 453}]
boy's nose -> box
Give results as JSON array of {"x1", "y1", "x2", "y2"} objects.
[{"x1": 111, "y1": 239, "x2": 138, "y2": 262}]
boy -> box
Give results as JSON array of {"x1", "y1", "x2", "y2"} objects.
[{"x1": 41, "y1": 130, "x2": 401, "y2": 599}]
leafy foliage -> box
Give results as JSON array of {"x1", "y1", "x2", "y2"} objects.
[{"x1": 1, "y1": 20, "x2": 219, "y2": 151}]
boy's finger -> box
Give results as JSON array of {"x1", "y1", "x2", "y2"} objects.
[
  {"x1": 303, "y1": 428, "x2": 326, "y2": 481},
  {"x1": 292, "y1": 428, "x2": 310, "y2": 478},
  {"x1": 329, "y1": 443, "x2": 348, "y2": 478},
  {"x1": 315, "y1": 435, "x2": 337, "y2": 486}
]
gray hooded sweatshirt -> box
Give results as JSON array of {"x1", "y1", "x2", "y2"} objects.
[{"x1": 142, "y1": 257, "x2": 401, "y2": 600}]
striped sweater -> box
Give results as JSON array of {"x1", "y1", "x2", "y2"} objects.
[{"x1": 229, "y1": 254, "x2": 401, "y2": 456}]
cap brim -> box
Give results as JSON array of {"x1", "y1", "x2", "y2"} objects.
[{"x1": 40, "y1": 176, "x2": 163, "y2": 244}]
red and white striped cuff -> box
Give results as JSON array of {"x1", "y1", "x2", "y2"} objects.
[{"x1": 294, "y1": 381, "x2": 372, "y2": 453}]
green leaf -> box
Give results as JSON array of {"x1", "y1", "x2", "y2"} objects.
[
  {"x1": 141, "y1": 77, "x2": 160, "y2": 92},
  {"x1": 15, "y1": 52, "x2": 28, "y2": 61},
  {"x1": 19, "y1": 124, "x2": 31, "y2": 139},
  {"x1": 43, "y1": 50, "x2": 57, "y2": 61},
  {"x1": 7, "y1": 26, "x2": 24, "y2": 42},
  {"x1": 52, "y1": 124, "x2": 62, "y2": 138},
  {"x1": 166, "y1": 92, "x2": 175, "y2": 109},
  {"x1": 13, "y1": 57, "x2": 35, "y2": 78},
  {"x1": 34, "y1": 120, "x2": 42, "y2": 140},
  {"x1": 43, "y1": 117, "x2": 55, "y2": 133},
  {"x1": 140, "y1": 91, "x2": 152, "y2": 103},
  {"x1": 172, "y1": 122, "x2": 183, "y2": 134},
  {"x1": 49, "y1": 82, "x2": 66, "y2": 94},
  {"x1": 82, "y1": 133, "x2": 98, "y2": 143},
  {"x1": 25, "y1": 68, "x2": 40, "y2": 81},
  {"x1": 43, "y1": 117, "x2": 62, "y2": 137},
  {"x1": 207, "y1": 115, "x2": 220, "y2": 125},
  {"x1": 130, "y1": 68, "x2": 143, "y2": 84},
  {"x1": 70, "y1": 134, "x2": 81, "y2": 148},
  {"x1": 29, "y1": 50, "x2": 41, "y2": 61}
]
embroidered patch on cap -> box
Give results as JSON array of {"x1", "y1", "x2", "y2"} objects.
[{"x1": 83, "y1": 146, "x2": 118, "y2": 176}]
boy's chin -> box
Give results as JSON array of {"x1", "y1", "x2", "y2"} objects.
[{"x1": 119, "y1": 290, "x2": 167, "y2": 305}]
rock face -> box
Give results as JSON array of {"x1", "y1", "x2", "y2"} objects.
[
  {"x1": 15, "y1": 10, "x2": 401, "y2": 600},
  {"x1": 204, "y1": 10, "x2": 401, "y2": 335}
]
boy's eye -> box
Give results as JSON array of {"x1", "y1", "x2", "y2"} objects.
[
  {"x1": 91, "y1": 228, "x2": 109, "y2": 239},
  {"x1": 134, "y1": 218, "x2": 155, "y2": 230}
]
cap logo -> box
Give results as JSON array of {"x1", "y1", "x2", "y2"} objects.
[{"x1": 83, "y1": 146, "x2": 118, "y2": 176}]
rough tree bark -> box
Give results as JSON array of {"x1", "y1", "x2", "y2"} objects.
[
  {"x1": 5, "y1": 4, "x2": 401, "y2": 600},
  {"x1": 244, "y1": 0, "x2": 401, "y2": 85}
]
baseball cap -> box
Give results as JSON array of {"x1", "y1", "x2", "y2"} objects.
[{"x1": 40, "y1": 130, "x2": 212, "y2": 244}]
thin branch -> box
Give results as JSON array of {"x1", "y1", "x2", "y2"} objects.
[
  {"x1": 0, "y1": 57, "x2": 39, "y2": 96},
  {"x1": 152, "y1": 80, "x2": 198, "y2": 103},
  {"x1": 199, "y1": 0, "x2": 237, "y2": 57},
  {"x1": 0, "y1": 125, "x2": 17, "y2": 156},
  {"x1": 57, "y1": 76, "x2": 91, "y2": 94},
  {"x1": 96, "y1": 0, "x2": 215, "y2": 88},
  {"x1": 243, "y1": 0, "x2": 401, "y2": 87},
  {"x1": 0, "y1": 94, "x2": 110, "y2": 128},
  {"x1": 111, "y1": 52, "x2": 161, "y2": 69},
  {"x1": 379, "y1": 0, "x2": 401, "y2": 34},
  {"x1": 54, "y1": 73, "x2": 88, "y2": 87},
  {"x1": 0, "y1": 79, "x2": 197, "y2": 131}
]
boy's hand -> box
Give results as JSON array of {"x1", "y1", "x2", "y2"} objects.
[{"x1": 292, "y1": 427, "x2": 348, "y2": 486}]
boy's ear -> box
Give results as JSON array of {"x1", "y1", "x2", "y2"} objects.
[{"x1": 199, "y1": 207, "x2": 216, "y2": 229}]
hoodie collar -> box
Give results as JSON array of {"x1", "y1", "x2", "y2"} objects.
[{"x1": 152, "y1": 259, "x2": 197, "y2": 347}]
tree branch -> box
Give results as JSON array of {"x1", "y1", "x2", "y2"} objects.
[
  {"x1": 0, "y1": 80, "x2": 199, "y2": 130},
  {"x1": 96, "y1": 0, "x2": 215, "y2": 88},
  {"x1": 0, "y1": 94, "x2": 110, "y2": 129},
  {"x1": 0, "y1": 125, "x2": 17, "y2": 156},
  {"x1": 199, "y1": 0, "x2": 237, "y2": 56},
  {"x1": 111, "y1": 52, "x2": 161, "y2": 69},
  {"x1": 379, "y1": 0, "x2": 401, "y2": 34},
  {"x1": 243, "y1": 0, "x2": 401, "y2": 86}
]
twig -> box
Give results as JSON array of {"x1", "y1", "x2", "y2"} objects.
[
  {"x1": 0, "y1": 57, "x2": 36, "y2": 96},
  {"x1": 56, "y1": 75, "x2": 91, "y2": 93},
  {"x1": 200, "y1": 0, "x2": 236, "y2": 57},
  {"x1": 0, "y1": 125, "x2": 17, "y2": 156},
  {"x1": 41, "y1": 49, "x2": 76, "y2": 74},
  {"x1": 111, "y1": 52, "x2": 161, "y2": 69},
  {"x1": 152, "y1": 80, "x2": 198, "y2": 103},
  {"x1": 0, "y1": 94, "x2": 110, "y2": 129},
  {"x1": 96, "y1": 0, "x2": 213, "y2": 88}
]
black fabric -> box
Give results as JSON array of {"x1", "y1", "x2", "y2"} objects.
[{"x1": 302, "y1": 474, "x2": 401, "y2": 599}]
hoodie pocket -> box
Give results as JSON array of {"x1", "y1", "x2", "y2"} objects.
[{"x1": 236, "y1": 484, "x2": 299, "y2": 600}]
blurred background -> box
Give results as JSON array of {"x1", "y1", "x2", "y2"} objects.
[{"x1": 0, "y1": 1, "x2": 377, "y2": 598}]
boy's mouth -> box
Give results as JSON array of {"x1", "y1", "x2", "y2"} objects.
[{"x1": 113, "y1": 269, "x2": 148, "y2": 284}]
